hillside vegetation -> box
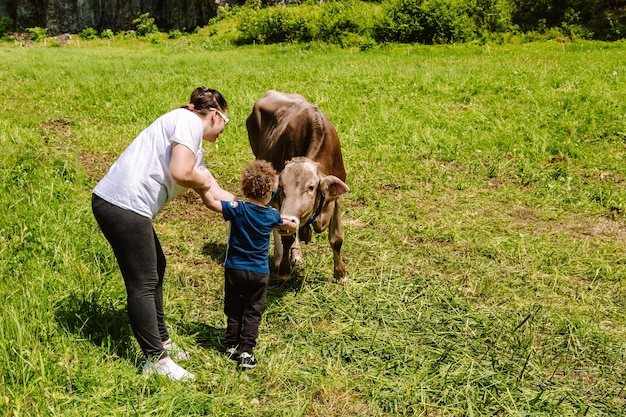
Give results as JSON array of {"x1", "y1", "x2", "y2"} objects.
[{"x1": 2, "y1": 0, "x2": 626, "y2": 46}]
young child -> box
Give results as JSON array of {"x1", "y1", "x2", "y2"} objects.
[{"x1": 199, "y1": 160, "x2": 296, "y2": 369}]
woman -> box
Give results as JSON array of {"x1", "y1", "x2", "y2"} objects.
[{"x1": 92, "y1": 87, "x2": 235, "y2": 381}]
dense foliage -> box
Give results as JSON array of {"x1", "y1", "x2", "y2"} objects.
[
  {"x1": 374, "y1": 0, "x2": 514, "y2": 43},
  {"x1": 511, "y1": 0, "x2": 626, "y2": 40},
  {"x1": 237, "y1": 1, "x2": 380, "y2": 46},
  {"x1": 232, "y1": 0, "x2": 625, "y2": 45}
]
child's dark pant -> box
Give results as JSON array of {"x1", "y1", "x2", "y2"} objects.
[{"x1": 224, "y1": 268, "x2": 269, "y2": 353}]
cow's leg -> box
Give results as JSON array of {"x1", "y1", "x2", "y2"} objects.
[
  {"x1": 290, "y1": 234, "x2": 302, "y2": 265},
  {"x1": 272, "y1": 228, "x2": 283, "y2": 272},
  {"x1": 299, "y1": 224, "x2": 312, "y2": 243},
  {"x1": 329, "y1": 199, "x2": 346, "y2": 283},
  {"x1": 279, "y1": 234, "x2": 296, "y2": 281}
]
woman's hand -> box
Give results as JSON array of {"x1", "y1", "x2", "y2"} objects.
[
  {"x1": 196, "y1": 186, "x2": 223, "y2": 213},
  {"x1": 193, "y1": 167, "x2": 237, "y2": 212}
]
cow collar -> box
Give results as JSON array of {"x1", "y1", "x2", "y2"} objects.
[{"x1": 305, "y1": 191, "x2": 326, "y2": 227}]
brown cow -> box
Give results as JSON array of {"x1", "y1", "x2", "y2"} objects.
[{"x1": 246, "y1": 90, "x2": 349, "y2": 283}]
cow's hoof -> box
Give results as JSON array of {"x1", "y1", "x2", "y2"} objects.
[
  {"x1": 278, "y1": 275, "x2": 290, "y2": 283},
  {"x1": 336, "y1": 276, "x2": 348, "y2": 285}
]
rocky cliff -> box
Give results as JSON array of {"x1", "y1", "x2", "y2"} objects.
[{"x1": 5, "y1": 0, "x2": 220, "y2": 35}]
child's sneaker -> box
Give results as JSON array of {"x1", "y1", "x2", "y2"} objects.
[
  {"x1": 237, "y1": 352, "x2": 257, "y2": 370},
  {"x1": 143, "y1": 357, "x2": 195, "y2": 381},
  {"x1": 162, "y1": 339, "x2": 190, "y2": 361},
  {"x1": 225, "y1": 346, "x2": 240, "y2": 361}
]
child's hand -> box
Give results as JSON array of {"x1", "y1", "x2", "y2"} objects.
[{"x1": 277, "y1": 218, "x2": 297, "y2": 235}]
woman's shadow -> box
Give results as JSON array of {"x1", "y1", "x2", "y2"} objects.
[
  {"x1": 54, "y1": 287, "x2": 228, "y2": 359},
  {"x1": 55, "y1": 241, "x2": 306, "y2": 359},
  {"x1": 55, "y1": 290, "x2": 137, "y2": 360}
]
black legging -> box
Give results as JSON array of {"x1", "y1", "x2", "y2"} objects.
[{"x1": 92, "y1": 194, "x2": 169, "y2": 359}]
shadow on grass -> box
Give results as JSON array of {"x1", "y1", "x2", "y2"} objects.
[
  {"x1": 54, "y1": 290, "x2": 137, "y2": 360},
  {"x1": 268, "y1": 269, "x2": 305, "y2": 293},
  {"x1": 202, "y1": 241, "x2": 226, "y2": 264},
  {"x1": 202, "y1": 239, "x2": 306, "y2": 295},
  {"x1": 179, "y1": 321, "x2": 225, "y2": 353}
]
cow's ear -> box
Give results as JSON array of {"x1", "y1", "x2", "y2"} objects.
[{"x1": 320, "y1": 175, "x2": 349, "y2": 197}]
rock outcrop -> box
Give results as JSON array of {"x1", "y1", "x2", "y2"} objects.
[{"x1": 6, "y1": 0, "x2": 220, "y2": 35}]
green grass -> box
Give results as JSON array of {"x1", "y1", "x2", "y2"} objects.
[{"x1": 1, "y1": 38, "x2": 626, "y2": 416}]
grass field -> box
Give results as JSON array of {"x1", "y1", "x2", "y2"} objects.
[{"x1": 1, "y1": 37, "x2": 626, "y2": 416}]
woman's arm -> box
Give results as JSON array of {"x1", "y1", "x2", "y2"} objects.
[
  {"x1": 170, "y1": 142, "x2": 212, "y2": 189},
  {"x1": 194, "y1": 167, "x2": 237, "y2": 213},
  {"x1": 204, "y1": 174, "x2": 237, "y2": 202}
]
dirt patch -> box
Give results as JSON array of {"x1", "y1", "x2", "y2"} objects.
[
  {"x1": 306, "y1": 388, "x2": 378, "y2": 417},
  {"x1": 42, "y1": 118, "x2": 73, "y2": 137},
  {"x1": 509, "y1": 205, "x2": 541, "y2": 223},
  {"x1": 587, "y1": 217, "x2": 626, "y2": 241},
  {"x1": 78, "y1": 151, "x2": 218, "y2": 223},
  {"x1": 508, "y1": 204, "x2": 626, "y2": 242},
  {"x1": 433, "y1": 159, "x2": 463, "y2": 170},
  {"x1": 160, "y1": 190, "x2": 210, "y2": 222},
  {"x1": 78, "y1": 152, "x2": 115, "y2": 181}
]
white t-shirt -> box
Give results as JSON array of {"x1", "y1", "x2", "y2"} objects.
[{"x1": 93, "y1": 108, "x2": 206, "y2": 219}]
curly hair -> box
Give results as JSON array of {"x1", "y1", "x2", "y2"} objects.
[{"x1": 241, "y1": 160, "x2": 277, "y2": 200}]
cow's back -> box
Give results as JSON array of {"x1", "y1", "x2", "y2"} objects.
[{"x1": 247, "y1": 90, "x2": 346, "y2": 180}]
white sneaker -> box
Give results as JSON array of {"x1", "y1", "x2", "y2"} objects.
[
  {"x1": 162, "y1": 339, "x2": 191, "y2": 361},
  {"x1": 143, "y1": 357, "x2": 195, "y2": 381}
]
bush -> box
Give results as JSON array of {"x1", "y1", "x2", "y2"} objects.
[
  {"x1": 237, "y1": 5, "x2": 318, "y2": 44},
  {"x1": 132, "y1": 13, "x2": 158, "y2": 36},
  {"x1": 375, "y1": 0, "x2": 513, "y2": 44},
  {"x1": 316, "y1": 0, "x2": 379, "y2": 45},
  {"x1": 604, "y1": 15, "x2": 626, "y2": 41},
  {"x1": 508, "y1": 0, "x2": 626, "y2": 40},
  {"x1": 80, "y1": 27, "x2": 99, "y2": 40},
  {"x1": 374, "y1": 0, "x2": 425, "y2": 43},
  {"x1": 26, "y1": 26, "x2": 48, "y2": 42},
  {"x1": 420, "y1": 0, "x2": 477, "y2": 43},
  {"x1": 236, "y1": 1, "x2": 379, "y2": 46},
  {"x1": 100, "y1": 29, "x2": 114, "y2": 39},
  {"x1": 474, "y1": 0, "x2": 513, "y2": 33},
  {"x1": 0, "y1": 16, "x2": 14, "y2": 37},
  {"x1": 210, "y1": 4, "x2": 241, "y2": 24},
  {"x1": 168, "y1": 30, "x2": 184, "y2": 39}
]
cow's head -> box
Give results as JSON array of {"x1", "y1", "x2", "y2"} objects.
[{"x1": 275, "y1": 157, "x2": 349, "y2": 236}]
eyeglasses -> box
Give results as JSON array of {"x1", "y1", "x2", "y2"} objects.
[{"x1": 210, "y1": 108, "x2": 229, "y2": 126}]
